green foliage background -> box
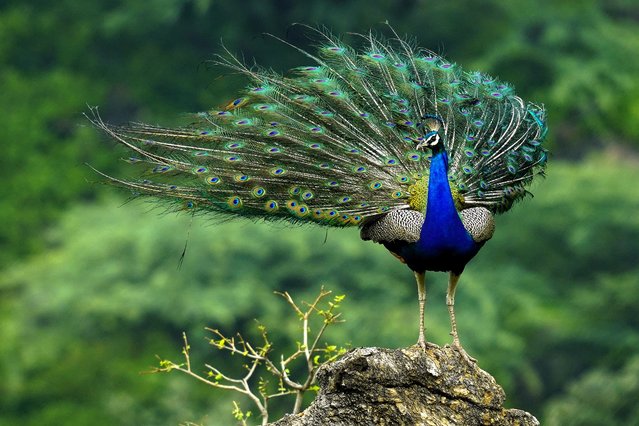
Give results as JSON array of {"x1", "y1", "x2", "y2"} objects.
[{"x1": 2, "y1": 0, "x2": 639, "y2": 424}]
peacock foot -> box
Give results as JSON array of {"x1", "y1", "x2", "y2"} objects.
[
  {"x1": 415, "y1": 337, "x2": 439, "y2": 352},
  {"x1": 416, "y1": 335, "x2": 427, "y2": 351}
]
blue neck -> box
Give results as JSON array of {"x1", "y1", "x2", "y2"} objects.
[{"x1": 418, "y1": 150, "x2": 475, "y2": 253}]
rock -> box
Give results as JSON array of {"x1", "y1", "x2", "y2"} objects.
[{"x1": 269, "y1": 344, "x2": 538, "y2": 426}]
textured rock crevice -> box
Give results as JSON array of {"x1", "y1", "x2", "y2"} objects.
[{"x1": 270, "y1": 345, "x2": 538, "y2": 426}]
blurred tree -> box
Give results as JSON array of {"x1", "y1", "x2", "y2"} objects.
[
  {"x1": 544, "y1": 356, "x2": 639, "y2": 426},
  {"x1": 2, "y1": 0, "x2": 639, "y2": 423}
]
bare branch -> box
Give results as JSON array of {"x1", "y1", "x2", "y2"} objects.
[{"x1": 152, "y1": 289, "x2": 348, "y2": 424}]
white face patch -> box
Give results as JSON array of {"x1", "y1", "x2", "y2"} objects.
[
  {"x1": 428, "y1": 133, "x2": 441, "y2": 147},
  {"x1": 416, "y1": 131, "x2": 440, "y2": 150}
]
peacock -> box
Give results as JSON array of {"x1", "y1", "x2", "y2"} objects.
[{"x1": 91, "y1": 27, "x2": 548, "y2": 362}]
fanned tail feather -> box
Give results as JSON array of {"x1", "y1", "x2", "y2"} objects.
[{"x1": 91, "y1": 27, "x2": 548, "y2": 226}]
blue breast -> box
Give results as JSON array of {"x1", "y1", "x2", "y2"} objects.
[{"x1": 398, "y1": 150, "x2": 482, "y2": 273}]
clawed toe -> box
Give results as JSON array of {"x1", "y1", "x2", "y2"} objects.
[
  {"x1": 416, "y1": 336, "x2": 427, "y2": 351},
  {"x1": 415, "y1": 339, "x2": 439, "y2": 352},
  {"x1": 451, "y1": 342, "x2": 477, "y2": 364}
]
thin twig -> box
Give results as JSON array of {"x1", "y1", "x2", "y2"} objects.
[{"x1": 153, "y1": 289, "x2": 347, "y2": 424}]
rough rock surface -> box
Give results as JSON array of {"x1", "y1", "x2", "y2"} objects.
[{"x1": 270, "y1": 345, "x2": 538, "y2": 426}]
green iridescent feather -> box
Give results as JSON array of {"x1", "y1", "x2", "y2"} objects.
[{"x1": 91, "y1": 28, "x2": 547, "y2": 227}]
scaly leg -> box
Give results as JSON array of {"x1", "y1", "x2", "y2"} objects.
[
  {"x1": 415, "y1": 271, "x2": 427, "y2": 349},
  {"x1": 447, "y1": 272, "x2": 476, "y2": 363}
]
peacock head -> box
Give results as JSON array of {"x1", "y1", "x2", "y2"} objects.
[{"x1": 417, "y1": 115, "x2": 445, "y2": 153}]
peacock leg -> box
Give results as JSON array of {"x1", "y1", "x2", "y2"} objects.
[
  {"x1": 415, "y1": 271, "x2": 427, "y2": 349},
  {"x1": 447, "y1": 272, "x2": 476, "y2": 363}
]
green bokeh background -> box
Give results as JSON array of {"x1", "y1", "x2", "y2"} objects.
[{"x1": 2, "y1": 0, "x2": 639, "y2": 424}]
